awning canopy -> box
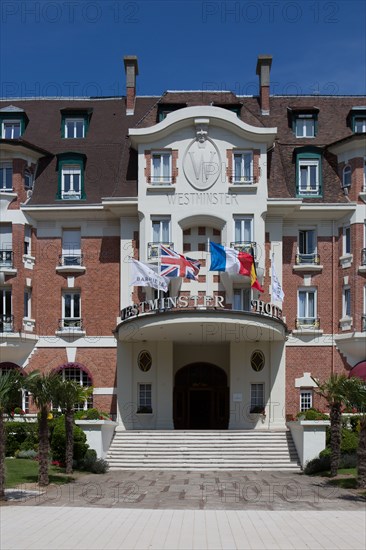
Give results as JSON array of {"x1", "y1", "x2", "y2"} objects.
[{"x1": 349, "y1": 361, "x2": 366, "y2": 381}]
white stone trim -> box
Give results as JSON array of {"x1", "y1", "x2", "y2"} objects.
[
  {"x1": 93, "y1": 387, "x2": 117, "y2": 395},
  {"x1": 36, "y1": 336, "x2": 117, "y2": 347},
  {"x1": 295, "y1": 372, "x2": 317, "y2": 388}
]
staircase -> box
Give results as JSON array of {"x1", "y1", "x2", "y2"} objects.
[{"x1": 106, "y1": 430, "x2": 300, "y2": 471}]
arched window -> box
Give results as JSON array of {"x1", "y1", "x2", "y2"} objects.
[
  {"x1": 342, "y1": 165, "x2": 352, "y2": 188},
  {"x1": 0, "y1": 362, "x2": 28, "y2": 412},
  {"x1": 57, "y1": 363, "x2": 93, "y2": 410}
]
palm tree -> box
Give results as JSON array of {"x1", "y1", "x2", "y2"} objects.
[
  {"x1": 54, "y1": 379, "x2": 93, "y2": 474},
  {"x1": 344, "y1": 376, "x2": 366, "y2": 488},
  {"x1": 24, "y1": 371, "x2": 59, "y2": 486},
  {"x1": 312, "y1": 374, "x2": 350, "y2": 477},
  {"x1": 0, "y1": 370, "x2": 23, "y2": 499}
]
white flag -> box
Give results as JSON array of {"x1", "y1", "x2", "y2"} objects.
[
  {"x1": 271, "y1": 255, "x2": 284, "y2": 302},
  {"x1": 130, "y1": 259, "x2": 168, "y2": 292}
]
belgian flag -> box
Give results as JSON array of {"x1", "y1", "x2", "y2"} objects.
[{"x1": 250, "y1": 247, "x2": 263, "y2": 292}]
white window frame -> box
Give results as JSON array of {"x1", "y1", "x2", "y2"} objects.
[
  {"x1": 23, "y1": 288, "x2": 31, "y2": 319},
  {"x1": 343, "y1": 225, "x2": 351, "y2": 255},
  {"x1": 61, "y1": 165, "x2": 81, "y2": 199},
  {"x1": 60, "y1": 367, "x2": 92, "y2": 410},
  {"x1": 0, "y1": 287, "x2": 12, "y2": 332},
  {"x1": 24, "y1": 170, "x2": 33, "y2": 190},
  {"x1": 62, "y1": 228, "x2": 82, "y2": 266},
  {"x1": 232, "y1": 151, "x2": 253, "y2": 183},
  {"x1": 354, "y1": 117, "x2": 366, "y2": 133},
  {"x1": 298, "y1": 228, "x2": 317, "y2": 257},
  {"x1": 233, "y1": 216, "x2": 253, "y2": 243},
  {"x1": 343, "y1": 286, "x2": 351, "y2": 318},
  {"x1": 0, "y1": 162, "x2": 13, "y2": 191},
  {"x1": 298, "y1": 159, "x2": 319, "y2": 195},
  {"x1": 295, "y1": 116, "x2": 315, "y2": 138},
  {"x1": 233, "y1": 288, "x2": 251, "y2": 311},
  {"x1": 151, "y1": 151, "x2": 172, "y2": 184},
  {"x1": 300, "y1": 389, "x2": 313, "y2": 412},
  {"x1": 2, "y1": 120, "x2": 21, "y2": 139},
  {"x1": 250, "y1": 383, "x2": 265, "y2": 413},
  {"x1": 297, "y1": 288, "x2": 317, "y2": 326},
  {"x1": 342, "y1": 165, "x2": 352, "y2": 188},
  {"x1": 24, "y1": 225, "x2": 31, "y2": 256},
  {"x1": 151, "y1": 217, "x2": 171, "y2": 243},
  {"x1": 62, "y1": 291, "x2": 81, "y2": 328},
  {"x1": 64, "y1": 118, "x2": 85, "y2": 139}
]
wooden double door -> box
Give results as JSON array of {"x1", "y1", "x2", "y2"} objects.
[{"x1": 173, "y1": 363, "x2": 229, "y2": 430}]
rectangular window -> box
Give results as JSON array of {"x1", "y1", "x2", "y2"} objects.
[
  {"x1": 250, "y1": 383, "x2": 264, "y2": 413},
  {"x1": 234, "y1": 217, "x2": 253, "y2": 243},
  {"x1": 24, "y1": 171, "x2": 33, "y2": 190},
  {"x1": 64, "y1": 118, "x2": 85, "y2": 139},
  {"x1": 151, "y1": 152, "x2": 171, "y2": 184},
  {"x1": 354, "y1": 117, "x2": 366, "y2": 133},
  {"x1": 343, "y1": 287, "x2": 351, "y2": 318},
  {"x1": 138, "y1": 383, "x2": 152, "y2": 413},
  {"x1": 343, "y1": 226, "x2": 351, "y2": 255},
  {"x1": 300, "y1": 390, "x2": 313, "y2": 412},
  {"x1": 233, "y1": 288, "x2": 251, "y2": 311},
  {"x1": 62, "y1": 229, "x2": 81, "y2": 265},
  {"x1": 298, "y1": 160, "x2": 319, "y2": 195},
  {"x1": 24, "y1": 288, "x2": 31, "y2": 319},
  {"x1": 0, "y1": 288, "x2": 12, "y2": 332},
  {"x1": 24, "y1": 225, "x2": 31, "y2": 256},
  {"x1": 62, "y1": 291, "x2": 81, "y2": 328},
  {"x1": 0, "y1": 162, "x2": 12, "y2": 191},
  {"x1": 0, "y1": 224, "x2": 12, "y2": 266},
  {"x1": 295, "y1": 116, "x2": 315, "y2": 138},
  {"x1": 298, "y1": 289, "x2": 317, "y2": 326},
  {"x1": 233, "y1": 151, "x2": 253, "y2": 183},
  {"x1": 152, "y1": 218, "x2": 170, "y2": 243},
  {"x1": 2, "y1": 120, "x2": 21, "y2": 139},
  {"x1": 61, "y1": 165, "x2": 81, "y2": 199},
  {"x1": 298, "y1": 229, "x2": 317, "y2": 263}
]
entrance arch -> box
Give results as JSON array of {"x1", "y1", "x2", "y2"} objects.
[{"x1": 173, "y1": 363, "x2": 229, "y2": 429}]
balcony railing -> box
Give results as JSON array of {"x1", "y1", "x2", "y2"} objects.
[
  {"x1": 295, "y1": 253, "x2": 320, "y2": 265},
  {"x1": 295, "y1": 317, "x2": 320, "y2": 329},
  {"x1": 59, "y1": 253, "x2": 83, "y2": 266},
  {"x1": 147, "y1": 175, "x2": 175, "y2": 185},
  {"x1": 147, "y1": 242, "x2": 174, "y2": 260},
  {"x1": 229, "y1": 174, "x2": 257, "y2": 184},
  {"x1": 0, "y1": 314, "x2": 14, "y2": 333},
  {"x1": 361, "y1": 248, "x2": 366, "y2": 266},
  {"x1": 230, "y1": 242, "x2": 257, "y2": 258},
  {"x1": 0, "y1": 250, "x2": 13, "y2": 267},
  {"x1": 58, "y1": 318, "x2": 83, "y2": 330},
  {"x1": 362, "y1": 315, "x2": 366, "y2": 332}
]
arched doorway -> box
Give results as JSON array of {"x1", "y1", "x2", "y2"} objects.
[{"x1": 173, "y1": 363, "x2": 229, "y2": 429}]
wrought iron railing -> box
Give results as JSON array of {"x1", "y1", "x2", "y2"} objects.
[
  {"x1": 147, "y1": 242, "x2": 174, "y2": 260},
  {"x1": 58, "y1": 318, "x2": 83, "y2": 330},
  {"x1": 147, "y1": 175, "x2": 175, "y2": 185},
  {"x1": 0, "y1": 250, "x2": 13, "y2": 267},
  {"x1": 59, "y1": 253, "x2": 83, "y2": 267},
  {"x1": 0, "y1": 314, "x2": 14, "y2": 332},
  {"x1": 229, "y1": 173, "x2": 258, "y2": 184},
  {"x1": 295, "y1": 253, "x2": 320, "y2": 265},
  {"x1": 361, "y1": 248, "x2": 366, "y2": 266},
  {"x1": 230, "y1": 242, "x2": 257, "y2": 258},
  {"x1": 295, "y1": 317, "x2": 320, "y2": 329}
]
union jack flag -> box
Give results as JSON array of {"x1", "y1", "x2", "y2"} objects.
[{"x1": 160, "y1": 245, "x2": 201, "y2": 280}]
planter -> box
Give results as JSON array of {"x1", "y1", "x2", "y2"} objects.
[
  {"x1": 75, "y1": 420, "x2": 118, "y2": 458},
  {"x1": 286, "y1": 420, "x2": 330, "y2": 468}
]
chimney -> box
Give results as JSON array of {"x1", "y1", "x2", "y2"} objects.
[
  {"x1": 256, "y1": 55, "x2": 272, "y2": 115},
  {"x1": 124, "y1": 55, "x2": 139, "y2": 116}
]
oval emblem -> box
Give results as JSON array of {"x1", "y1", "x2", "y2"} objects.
[{"x1": 183, "y1": 137, "x2": 221, "y2": 190}]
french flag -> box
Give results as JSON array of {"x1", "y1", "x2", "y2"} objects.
[{"x1": 209, "y1": 242, "x2": 263, "y2": 292}]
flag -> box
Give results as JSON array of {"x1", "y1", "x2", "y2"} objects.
[
  {"x1": 160, "y1": 245, "x2": 201, "y2": 280},
  {"x1": 271, "y1": 254, "x2": 284, "y2": 302},
  {"x1": 209, "y1": 242, "x2": 263, "y2": 292},
  {"x1": 130, "y1": 259, "x2": 169, "y2": 292}
]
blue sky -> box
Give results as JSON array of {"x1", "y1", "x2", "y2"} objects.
[{"x1": 1, "y1": 0, "x2": 365, "y2": 98}]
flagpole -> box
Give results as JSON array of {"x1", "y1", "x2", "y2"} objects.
[{"x1": 207, "y1": 237, "x2": 210, "y2": 306}]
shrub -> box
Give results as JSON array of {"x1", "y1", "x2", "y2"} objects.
[
  {"x1": 50, "y1": 418, "x2": 89, "y2": 465},
  {"x1": 349, "y1": 416, "x2": 362, "y2": 433},
  {"x1": 16, "y1": 449, "x2": 38, "y2": 460},
  {"x1": 80, "y1": 449, "x2": 97, "y2": 470},
  {"x1": 297, "y1": 408, "x2": 328, "y2": 421},
  {"x1": 5, "y1": 423, "x2": 38, "y2": 457},
  {"x1": 339, "y1": 453, "x2": 357, "y2": 469},
  {"x1": 304, "y1": 455, "x2": 331, "y2": 475},
  {"x1": 90, "y1": 459, "x2": 109, "y2": 474},
  {"x1": 341, "y1": 429, "x2": 359, "y2": 454}
]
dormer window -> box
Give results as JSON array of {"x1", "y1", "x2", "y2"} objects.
[
  {"x1": 151, "y1": 151, "x2": 172, "y2": 184},
  {"x1": 295, "y1": 115, "x2": 315, "y2": 138},
  {"x1": 354, "y1": 117, "x2": 366, "y2": 133},
  {"x1": 348, "y1": 107, "x2": 366, "y2": 133},
  {"x1": 157, "y1": 104, "x2": 186, "y2": 122},
  {"x1": 233, "y1": 151, "x2": 253, "y2": 183},
  {"x1": 61, "y1": 109, "x2": 92, "y2": 139},
  {"x1": 56, "y1": 153, "x2": 86, "y2": 200},
  {"x1": 288, "y1": 106, "x2": 319, "y2": 138},
  {"x1": 295, "y1": 148, "x2": 322, "y2": 197},
  {"x1": 0, "y1": 106, "x2": 28, "y2": 140}
]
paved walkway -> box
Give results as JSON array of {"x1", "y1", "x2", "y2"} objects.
[{"x1": 1, "y1": 470, "x2": 365, "y2": 549}]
